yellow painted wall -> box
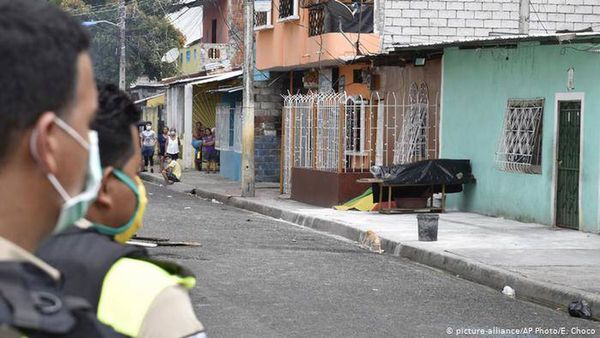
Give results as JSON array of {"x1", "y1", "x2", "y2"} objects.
[{"x1": 178, "y1": 42, "x2": 203, "y2": 75}]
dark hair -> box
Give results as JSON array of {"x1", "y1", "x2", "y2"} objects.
[
  {"x1": 93, "y1": 83, "x2": 141, "y2": 168},
  {"x1": 0, "y1": 0, "x2": 90, "y2": 161}
]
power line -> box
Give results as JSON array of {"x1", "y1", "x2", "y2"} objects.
[{"x1": 530, "y1": 3, "x2": 549, "y2": 34}]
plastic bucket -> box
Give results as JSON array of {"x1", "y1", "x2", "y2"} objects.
[{"x1": 417, "y1": 214, "x2": 439, "y2": 241}]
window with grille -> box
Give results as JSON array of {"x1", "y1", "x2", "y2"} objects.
[
  {"x1": 207, "y1": 47, "x2": 220, "y2": 60},
  {"x1": 495, "y1": 98, "x2": 544, "y2": 174},
  {"x1": 233, "y1": 104, "x2": 242, "y2": 153},
  {"x1": 345, "y1": 98, "x2": 366, "y2": 155},
  {"x1": 215, "y1": 104, "x2": 231, "y2": 151},
  {"x1": 255, "y1": 0, "x2": 273, "y2": 30},
  {"x1": 279, "y1": 0, "x2": 298, "y2": 20},
  {"x1": 308, "y1": 6, "x2": 325, "y2": 36}
]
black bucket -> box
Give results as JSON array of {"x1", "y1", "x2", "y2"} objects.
[{"x1": 417, "y1": 214, "x2": 439, "y2": 241}]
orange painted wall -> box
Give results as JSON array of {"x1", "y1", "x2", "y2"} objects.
[
  {"x1": 203, "y1": 1, "x2": 229, "y2": 43},
  {"x1": 339, "y1": 64, "x2": 371, "y2": 98},
  {"x1": 255, "y1": 0, "x2": 380, "y2": 71}
]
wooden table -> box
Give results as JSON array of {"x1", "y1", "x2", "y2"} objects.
[{"x1": 356, "y1": 178, "x2": 446, "y2": 214}]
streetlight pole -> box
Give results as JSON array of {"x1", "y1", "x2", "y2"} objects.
[
  {"x1": 241, "y1": 0, "x2": 255, "y2": 197},
  {"x1": 118, "y1": 0, "x2": 126, "y2": 90},
  {"x1": 82, "y1": 13, "x2": 126, "y2": 90}
]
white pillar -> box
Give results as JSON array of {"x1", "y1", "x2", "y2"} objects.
[
  {"x1": 183, "y1": 84, "x2": 194, "y2": 169},
  {"x1": 376, "y1": 99, "x2": 384, "y2": 166},
  {"x1": 519, "y1": 0, "x2": 530, "y2": 34}
]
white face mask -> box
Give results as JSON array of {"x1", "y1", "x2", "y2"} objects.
[
  {"x1": 31, "y1": 117, "x2": 102, "y2": 233},
  {"x1": 146, "y1": 125, "x2": 151, "y2": 131}
]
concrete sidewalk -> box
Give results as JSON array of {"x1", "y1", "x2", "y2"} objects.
[{"x1": 142, "y1": 169, "x2": 600, "y2": 320}]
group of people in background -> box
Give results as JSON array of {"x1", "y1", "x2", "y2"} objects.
[
  {"x1": 192, "y1": 122, "x2": 219, "y2": 174},
  {"x1": 139, "y1": 121, "x2": 219, "y2": 184},
  {"x1": 140, "y1": 123, "x2": 182, "y2": 184}
]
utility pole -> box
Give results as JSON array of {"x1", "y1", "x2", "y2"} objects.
[
  {"x1": 518, "y1": 0, "x2": 530, "y2": 34},
  {"x1": 118, "y1": 0, "x2": 126, "y2": 90},
  {"x1": 241, "y1": 0, "x2": 255, "y2": 197}
]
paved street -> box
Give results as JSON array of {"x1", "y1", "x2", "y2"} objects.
[{"x1": 139, "y1": 182, "x2": 600, "y2": 337}]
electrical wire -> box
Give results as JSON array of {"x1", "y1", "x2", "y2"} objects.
[{"x1": 530, "y1": 3, "x2": 549, "y2": 34}]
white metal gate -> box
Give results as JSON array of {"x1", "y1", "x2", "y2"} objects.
[{"x1": 281, "y1": 84, "x2": 439, "y2": 194}]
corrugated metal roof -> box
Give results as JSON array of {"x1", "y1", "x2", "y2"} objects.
[
  {"x1": 187, "y1": 70, "x2": 243, "y2": 86},
  {"x1": 388, "y1": 32, "x2": 600, "y2": 54}
]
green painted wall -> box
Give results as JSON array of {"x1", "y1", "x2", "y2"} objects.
[{"x1": 441, "y1": 43, "x2": 600, "y2": 233}]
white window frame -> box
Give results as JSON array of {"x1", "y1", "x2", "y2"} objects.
[
  {"x1": 344, "y1": 97, "x2": 366, "y2": 156},
  {"x1": 233, "y1": 104, "x2": 242, "y2": 153},
  {"x1": 495, "y1": 98, "x2": 546, "y2": 174},
  {"x1": 215, "y1": 103, "x2": 231, "y2": 151},
  {"x1": 255, "y1": 0, "x2": 274, "y2": 31},
  {"x1": 277, "y1": 0, "x2": 299, "y2": 22}
]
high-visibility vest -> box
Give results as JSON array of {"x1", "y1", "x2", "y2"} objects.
[{"x1": 97, "y1": 258, "x2": 196, "y2": 337}]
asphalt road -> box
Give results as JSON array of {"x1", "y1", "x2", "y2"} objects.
[{"x1": 139, "y1": 182, "x2": 600, "y2": 337}]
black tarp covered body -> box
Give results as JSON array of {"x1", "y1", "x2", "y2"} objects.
[{"x1": 371, "y1": 159, "x2": 475, "y2": 202}]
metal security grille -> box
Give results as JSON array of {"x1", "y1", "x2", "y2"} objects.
[
  {"x1": 496, "y1": 98, "x2": 544, "y2": 174},
  {"x1": 255, "y1": 11, "x2": 268, "y2": 27},
  {"x1": 279, "y1": 0, "x2": 295, "y2": 18},
  {"x1": 308, "y1": 6, "x2": 325, "y2": 36},
  {"x1": 395, "y1": 83, "x2": 430, "y2": 164},
  {"x1": 281, "y1": 86, "x2": 439, "y2": 194},
  {"x1": 556, "y1": 100, "x2": 581, "y2": 229}
]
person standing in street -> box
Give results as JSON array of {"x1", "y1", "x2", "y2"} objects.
[
  {"x1": 37, "y1": 84, "x2": 206, "y2": 338},
  {"x1": 166, "y1": 128, "x2": 181, "y2": 160},
  {"x1": 0, "y1": 1, "x2": 123, "y2": 336},
  {"x1": 140, "y1": 121, "x2": 157, "y2": 172},
  {"x1": 202, "y1": 128, "x2": 217, "y2": 173},
  {"x1": 192, "y1": 121, "x2": 204, "y2": 171},
  {"x1": 158, "y1": 126, "x2": 169, "y2": 170}
]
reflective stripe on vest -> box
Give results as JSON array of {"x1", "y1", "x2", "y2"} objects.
[{"x1": 96, "y1": 258, "x2": 196, "y2": 337}]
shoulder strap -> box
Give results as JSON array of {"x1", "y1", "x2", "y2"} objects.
[
  {"x1": 0, "y1": 262, "x2": 74, "y2": 335},
  {"x1": 0, "y1": 262, "x2": 126, "y2": 338}
]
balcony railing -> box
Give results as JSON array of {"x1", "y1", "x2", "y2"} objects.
[
  {"x1": 200, "y1": 43, "x2": 230, "y2": 71},
  {"x1": 307, "y1": 3, "x2": 374, "y2": 37}
]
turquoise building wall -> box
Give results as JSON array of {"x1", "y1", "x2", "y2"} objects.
[
  {"x1": 219, "y1": 91, "x2": 242, "y2": 181},
  {"x1": 441, "y1": 43, "x2": 600, "y2": 233}
]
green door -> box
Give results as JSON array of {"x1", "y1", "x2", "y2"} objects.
[{"x1": 556, "y1": 101, "x2": 581, "y2": 229}]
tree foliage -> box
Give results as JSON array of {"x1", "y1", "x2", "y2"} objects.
[{"x1": 55, "y1": 0, "x2": 185, "y2": 86}]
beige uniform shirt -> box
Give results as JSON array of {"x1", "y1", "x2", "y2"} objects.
[{"x1": 138, "y1": 284, "x2": 206, "y2": 338}]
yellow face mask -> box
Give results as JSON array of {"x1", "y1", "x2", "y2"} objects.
[{"x1": 93, "y1": 171, "x2": 148, "y2": 243}]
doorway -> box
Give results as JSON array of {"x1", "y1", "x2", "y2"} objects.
[{"x1": 555, "y1": 100, "x2": 581, "y2": 229}]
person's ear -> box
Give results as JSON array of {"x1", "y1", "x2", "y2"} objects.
[
  {"x1": 94, "y1": 167, "x2": 115, "y2": 209},
  {"x1": 31, "y1": 112, "x2": 59, "y2": 174}
]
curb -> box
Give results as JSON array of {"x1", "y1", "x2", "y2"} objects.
[{"x1": 140, "y1": 173, "x2": 600, "y2": 320}]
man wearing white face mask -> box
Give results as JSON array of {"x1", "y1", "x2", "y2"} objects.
[
  {"x1": 38, "y1": 84, "x2": 206, "y2": 338},
  {"x1": 140, "y1": 122, "x2": 157, "y2": 173},
  {"x1": 0, "y1": 0, "x2": 124, "y2": 337}
]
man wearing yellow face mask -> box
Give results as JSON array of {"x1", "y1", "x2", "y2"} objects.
[{"x1": 37, "y1": 84, "x2": 206, "y2": 338}]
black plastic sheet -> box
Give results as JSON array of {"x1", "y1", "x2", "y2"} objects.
[{"x1": 371, "y1": 159, "x2": 475, "y2": 202}]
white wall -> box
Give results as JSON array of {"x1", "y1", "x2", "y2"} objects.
[{"x1": 383, "y1": 0, "x2": 600, "y2": 48}]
